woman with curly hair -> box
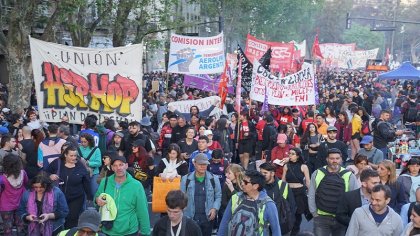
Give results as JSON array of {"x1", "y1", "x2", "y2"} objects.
[
  {"x1": 18, "y1": 173, "x2": 69, "y2": 236},
  {"x1": 0, "y1": 154, "x2": 28, "y2": 236},
  {"x1": 78, "y1": 133, "x2": 102, "y2": 195}
]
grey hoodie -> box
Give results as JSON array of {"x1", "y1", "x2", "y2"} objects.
[{"x1": 345, "y1": 204, "x2": 403, "y2": 236}]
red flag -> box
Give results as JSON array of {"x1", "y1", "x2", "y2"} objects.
[
  {"x1": 218, "y1": 60, "x2": 229, "y2": 108},
  {"x1": 235, "y1": 59, "x2": 242, "y2": 113},
  {"x1": 312, "y1": 34, "x2": 323, "y2": 59}
]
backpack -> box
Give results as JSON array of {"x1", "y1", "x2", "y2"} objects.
[
  {"x1": 228, "y1": 193, "x2": 273, "y2": 236},
  {"x1": 277, "y1": 181, "x2": 294, "y2": 235},
  {"x1": 96, "y1": 124, "x2": 109, "y2": 154},
  {"x1": 266, "y1": 124, "x2": 278, "y2": 150},
  {"x1": 65, "y1": 227, "x2": 105, "y2": 236},
  {"x1": 315, "y1": 168, "x2": 350, "y2": 214},
  {"x1": 361, "y1": 116, "x2": 377, "y2": 135},
  {"x1": 405, "y1": 103, "x2": 419, "y2": 122}
]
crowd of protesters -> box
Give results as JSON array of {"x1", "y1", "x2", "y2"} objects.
[{"x1": 0, "y1": 68, "x2": 418, "y2": 236}]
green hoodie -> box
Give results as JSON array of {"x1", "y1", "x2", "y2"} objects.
[{"x1": 95, "y1": 173, "x2": 150, "y2": 236}]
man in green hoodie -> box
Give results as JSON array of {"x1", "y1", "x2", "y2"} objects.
[{"x1": 95, "y1": 155, "x2": 151, "y2": 236}]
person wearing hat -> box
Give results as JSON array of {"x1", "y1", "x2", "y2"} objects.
[
  {"x1": 315, "y1": 126, "x2": 348, "y2": 170},
  {"x1": 95, "y1": 155, "x2": 151, "y2": 236},
  {"x1": 358, "y1": 135, "x2": 384, "y2": 170},
  {"x1": 270, "y1": 133, "x2": 294, "y2": 178},
  {"x1": 181, "y1": 153, "x2": 222, "y2": 236},
  {"x1": 58, "y1": 208, "x2": 103, "y2": 236},
  {"x1": 205, "y1": 129, "x2": 222, "y2": 151},
  {"x1": 108, "y1": 131, "x2": 126, "y2": 156}
]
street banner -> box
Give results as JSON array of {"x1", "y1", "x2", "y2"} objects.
[
  {"x1": 319, "y1": 43, "x2": 356, "y2": 68},
  {"x1": 348, "y1": 48, "x2": 379, "y2": 69},
  {"x1": 168, "y1": 96, "x2": 221, "y2": 114},
  {"x1": 184, "y1": 74, "x2": 234, "y2": 94},
  {"x1": 29, "y1": 37, "x2": 143, "y2": 124},
  {"x1": 245, "y1": 34, "x2": 294, "y2": 72},
  {"x1": 167, "y1": 33, "x2": 225, "y2": 74},
  {"x1": 250, "y1": 60, "x2": 315, "y2": 105}
]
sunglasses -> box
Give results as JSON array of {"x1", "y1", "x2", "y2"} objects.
[{"x1": 242, "y1": 179, "x2": 254, "y2": 185}]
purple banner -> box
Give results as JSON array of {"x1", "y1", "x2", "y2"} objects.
[{"x1": 184, "y1": 74, "x2": 234, "y2": 94}]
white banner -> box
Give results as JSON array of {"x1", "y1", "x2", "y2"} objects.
[
  {"x1": 319, "y1": 43, "x2": 355, "y2": 68},
  {"x1": 29, "y1": 37, "x2": 143, "y2": 124},
  {"x1": 167, "y1": 33, "x2": 225, "y2": 74},
  {"x1": 348, "y1": 48, "x2": 379, "y2": 69},
  {"x1": 250, "y1": 61, "x2": 316, "y2": 105}
]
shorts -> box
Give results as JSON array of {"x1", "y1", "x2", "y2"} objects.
[{"x1": 351, "y1": 132, "x2": 361, "y2": 140}]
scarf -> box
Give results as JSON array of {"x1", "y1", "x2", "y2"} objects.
[{"x1": 27, "y1": 189, "x2": 54, "y2": 236}]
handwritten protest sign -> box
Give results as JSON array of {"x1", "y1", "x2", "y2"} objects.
[
  {"x1": 319, "y1": 43, "x2": 378, "y2": 69},
  {"x1": 29, "y1": 37, "x2": 143, "y2": 124},
  {"x1": 167, "y1": 33, "x2": 225, "y2": 74},
  {"x1": 349, "y1": 48, "x2": 379, "y2": 69},
  {"x1": 250, "y1": 61, "x2": 316, "y2": 105}
]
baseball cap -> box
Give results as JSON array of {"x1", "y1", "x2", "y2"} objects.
[
  {"x1": 132, "y1": 139, "x2": 146, "y2": 147},
  {"x1": 194, "y1": 153, "x2": 210, "y2": 165},
  {"x1": 277, "y1": 133, "x2": 287, "y2": 144},
  {"x1": 114, "y1": 131, "x2": 124, "y2": 138},
  {"x1": 360, "y1": 135, "x2": 373, "y2": 144},
  {"x1": 327, "y1": 126, "x2": 338, "y2": 132},
  {"x1": 204, "y1": 130, "x2": 213, "y2": 136},
  {"x1": 0, "y1": 126, "x2": 9, "y2": 135},
  {"x1": 77, "y1": 208, "x2": 101, "y2": 232},
  {"x1": 111, "y1": 155, "x2": 127, "y2": 165}
]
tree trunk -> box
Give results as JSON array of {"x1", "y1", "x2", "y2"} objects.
[{"x1": 5, "y1": 0, "x2": 37, "y2": 111}]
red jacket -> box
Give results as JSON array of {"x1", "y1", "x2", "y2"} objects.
[
  {"x1": 158, "y1": 123, "x2": 173, "y2": 149},
  {"x1": 271, "y1": 144, "x2": 293, "y2": 178}
]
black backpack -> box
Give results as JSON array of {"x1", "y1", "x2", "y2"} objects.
[
  {"x1": 266, "y1": 124, "x2": 278, "y2": 150},
  {"x1": 315, "y1": 168, "x2": 349, "y2": 214},
  {"x1": 277, "y1": 181, "x2": 294, "y2": 235},
  {"x1": 405, "y1": 103, "x2": 419, "y2": 122}
]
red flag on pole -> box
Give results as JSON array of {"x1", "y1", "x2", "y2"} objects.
[
  {"x1": 312, "y1": 34, "x2": 323, "y2": 59},
  {"x1": 235, "y1": 59, "x2": 242, "y2": 113},
  {"x1": 218, "y1": 60, "x2": 229, "y2": 109}
]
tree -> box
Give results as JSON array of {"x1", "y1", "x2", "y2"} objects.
[{"x1": 342, "y1": 23, "x2": 384, "y2": 50}]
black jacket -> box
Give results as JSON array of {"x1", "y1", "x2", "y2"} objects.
[
  {"x1": 46, "y1": 158, "x2": 92, "y2": 201},
  {"x1": 170, "y1": 125, "x2": 190, "y2": 144},
  {"x1": 262, "y1": 123, "x2": 277, "y2": 151},
  {"x1": 336, "y1": 188, "x2": 362, "y2": 226},
  {"x1": 373, "y1": 120, "x2": 396, "y2": 149},
  {"x1": 316, "y1": 140, "x2": 348, "y2": 168}
]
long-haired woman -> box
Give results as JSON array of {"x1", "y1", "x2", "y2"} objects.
[
  {"x1": 18, "y1": 173, "x2": 69, "y2": 236},
  {"x1": 220, "y1": 164, "x2": 244, "y2": 216},
  {"x1": 377, "y1": 160, "x2": 408, "y2": 213},
  {"x1": 300, "y1": 123, "x2": 323, "y2": 174},
  {"x1": 156, "y1": 143, "x2": 188, "y2": 180},
  {"x1": 282, "y1": 148, "x2": 311, "y2": 235}
]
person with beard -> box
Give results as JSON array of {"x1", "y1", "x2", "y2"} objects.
[
  {"x1": 345, "y1": 184, "x2": 403, "y2": 236},
  {"x1": 316, "y1": 126, "x2": 348, "y2": 170},
  {"x1": 308, "y1": 148, "x2": 358, "y2": 236},
  {"x1": 125, "y1": 121, "x2": 153, "y2": 158},
  {"x1": 336, "y1": 169, "x2": 380, "y2": 227}
]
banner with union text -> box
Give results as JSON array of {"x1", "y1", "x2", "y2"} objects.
[{"x1": 29, "y1": 37, "x2": 143, "y2": 124}]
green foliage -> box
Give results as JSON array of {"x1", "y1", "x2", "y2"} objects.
[{"x1": 342, "y1": 23, "x2": 384, "y2": 50}]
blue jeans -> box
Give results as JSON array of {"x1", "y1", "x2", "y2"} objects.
[
  {"x1": 313, "y1": 215, "x2": 346, "y2": 236},
  {"x1": 90, "y1": 174, "x2": 99, "y2": 196}
]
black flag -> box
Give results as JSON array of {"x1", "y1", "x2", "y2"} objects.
[
  {"x1": 237, "y1": 45, "x2": 253, "y2": 93},
  {"x1": 259, "y1": 48, "x2": 272, "y2": 71}
]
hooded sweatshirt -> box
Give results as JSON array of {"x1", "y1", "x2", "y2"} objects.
[{"x1": 0, "y1": 170, "x2": 28, "y2": 211}]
